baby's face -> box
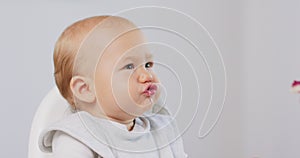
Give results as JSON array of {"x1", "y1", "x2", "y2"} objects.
[{"x1": 94, "y1": 29, "x2": 160, "y2": 120}]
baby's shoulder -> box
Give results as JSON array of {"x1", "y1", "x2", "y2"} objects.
[{"x1": 39, "y1": 111, "x2": 115, "y2": 157}]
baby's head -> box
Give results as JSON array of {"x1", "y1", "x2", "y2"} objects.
[{"x1": 54, "y1": 16, "x2": 160, "y2": 121}]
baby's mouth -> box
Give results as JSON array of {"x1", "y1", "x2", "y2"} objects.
[{"x1": 142, "y1": 84, "x2": 157, "y2": 97}]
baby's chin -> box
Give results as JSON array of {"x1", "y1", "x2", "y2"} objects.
[
  {"x1": 119, "y1": 98, "x2": 156, "y2": 117},
  {"x1": 138, "y1": 92, "x2": 160, "y2": 107},
  {"x1": 114, "y1": 92, "x2": 161, "y2": 117}
]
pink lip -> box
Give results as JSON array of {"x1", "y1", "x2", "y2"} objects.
[{"x1": 142, "y1": 84, "x2": 157, "y2": 96}]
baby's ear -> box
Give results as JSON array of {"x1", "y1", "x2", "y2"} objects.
[{"x1": 70, "y1": 76, "x2": 96, "y2": 104}]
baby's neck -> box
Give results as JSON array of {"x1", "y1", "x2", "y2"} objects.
[
  {"x1": 78, "y1": 104, "x2": 136, "y2": 131},
  {"x1": 108, "y1": 117, "x2": 136, "y2": 131}
]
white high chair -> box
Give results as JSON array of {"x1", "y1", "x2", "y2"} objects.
[
  {"x1": 28, "y1": 86, "x2": 169, "y2": 158},
  {"x1": 28, "y1": 86, "x2": 73, "y2": 158}
]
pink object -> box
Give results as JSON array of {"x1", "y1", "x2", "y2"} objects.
[
  {"x1": 292, "y1": 80, "x2": 300, "y2": 87},
  {"x1": 291, "y1": 80, "x2": 300, "y2": 93}
]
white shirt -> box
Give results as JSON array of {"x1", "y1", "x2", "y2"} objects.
[
  {"x1": 40, "y1": 111, "x2": 187, "y2": 158},
  {"x1": 52, "y1": 117, "x2": 154, "y2": 158},
  {"x1": 53, "y1": 131, "x2": 97, "y2": 158}
]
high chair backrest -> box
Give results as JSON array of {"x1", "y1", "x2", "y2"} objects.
[{"x1": 28, "y1": 86, "x2": 72, "y2": 158}]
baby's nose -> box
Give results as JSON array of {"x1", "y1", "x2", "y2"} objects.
[{"x1": 138, "y1": 68, "x2": 153, "y2": 83}]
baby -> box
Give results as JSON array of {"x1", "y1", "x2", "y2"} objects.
[{"x1": 39, "y1": 16, "x2": 187, "y2": 158}]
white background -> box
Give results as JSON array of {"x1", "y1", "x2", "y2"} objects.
[{"x1": 0, "y1": 0, "x2": 299, "y2": 158}]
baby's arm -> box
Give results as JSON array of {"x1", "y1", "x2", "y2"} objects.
[{"x1": 53, "y1": 131, "x2": 99, "y2": 158}]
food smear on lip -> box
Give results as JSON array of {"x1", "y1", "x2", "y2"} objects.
[
  {"x1": 143, "y1": 84, "x2": 157, "y2": 97},
  {"x1": 291, "y1": 80, "x2": 300, "y2": 93}
]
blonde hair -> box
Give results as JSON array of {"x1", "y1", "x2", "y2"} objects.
[{"x1": 53, "y1": 16, "x2": 109, "y2": 106}]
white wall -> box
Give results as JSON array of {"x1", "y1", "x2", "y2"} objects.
[
  {"x1": 3, "y1": 0, "x2": 299, "y2": 158},
  {"x1": 243, "y1": 0, "x2": 300, "y2": 157}
]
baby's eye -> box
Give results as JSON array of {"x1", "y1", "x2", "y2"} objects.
[
  {"x1": 145, "y1": 62, "x2": 154, "y2": 68},
  {"x1": 124, "y1": 63, "x2": 135, "y2": 70}
]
